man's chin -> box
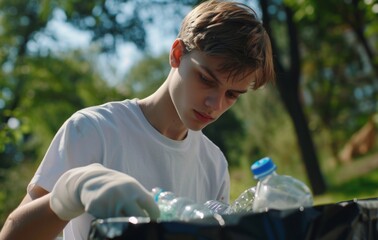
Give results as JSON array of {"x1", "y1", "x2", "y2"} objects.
[{"x1": 189, "y1": 123, "x2": 210, "y2": 132}]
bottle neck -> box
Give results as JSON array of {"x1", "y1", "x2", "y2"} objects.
[{"x1": 257, "y1": 171, "x2": 277, "y2": 181}]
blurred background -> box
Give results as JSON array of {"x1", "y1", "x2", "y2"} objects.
[{"x1": 0, "y1": 0, "x2": 377, "y2": 227}]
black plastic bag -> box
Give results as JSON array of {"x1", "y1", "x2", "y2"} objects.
[{"x1": 88, "y1": 198, "x2": 378, "y2": 240}]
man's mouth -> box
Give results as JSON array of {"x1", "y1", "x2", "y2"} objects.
[{"x1": 194, "y1": 110, "x2": 214, "y2": 123}]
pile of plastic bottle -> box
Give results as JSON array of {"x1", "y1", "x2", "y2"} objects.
[{"x1": 153, "y1": 157, "x2": 313, "y2": 222}]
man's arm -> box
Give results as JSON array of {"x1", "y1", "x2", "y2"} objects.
[
  {"x1": 0, "y1": 190, "x2": 68, "y2": 240},
  {"x1": 0, "y1": 164, "x2": 160, "y2": 240}
]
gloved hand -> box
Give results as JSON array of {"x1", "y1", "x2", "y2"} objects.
[{"x1": 50, "y1": 163, "x2": 160, "y2": 221}]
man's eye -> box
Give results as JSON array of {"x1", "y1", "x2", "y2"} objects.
[{"x1": 226, "y1": 91, "x2": 239, "y2": 99}]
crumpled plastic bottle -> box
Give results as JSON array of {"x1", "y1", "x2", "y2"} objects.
[{"x1": 251, "y1": 157, "x2": 313, "y2": 212}]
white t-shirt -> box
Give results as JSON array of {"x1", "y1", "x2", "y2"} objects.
[{"x1": 28, "y1": 99, "x2": 230, "y2": 240}]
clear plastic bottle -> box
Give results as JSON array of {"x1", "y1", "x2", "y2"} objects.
[
  {"x1": 152, "y1": 188, "x2": 195, "y2": 221},
  {"x1": 152, "y1": 188, "x2": 215, "y2": 221},
  {"x1": 227, "y1": 186, "x2": 256, "y2": 214},
  {"x1": 251, "y1": 157, "x2": 313, "y2": 212},
  {"x1": 179, "y1": 203, "x2": 213, "y2": 221},
  {"x1": 203, "y1": 200, "x2": 230, "y2": 214},
  {"x1": 196, "y1": 188, "x2": 256, "y2": 215}
]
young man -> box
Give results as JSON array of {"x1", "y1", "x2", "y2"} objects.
[{"x1": 0, "y1": 0, "x2": 274, "y2": 239}]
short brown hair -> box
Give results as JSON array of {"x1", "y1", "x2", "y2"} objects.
[{"x1": 178, "y1": 0, "x2": 275, "y2": 89}]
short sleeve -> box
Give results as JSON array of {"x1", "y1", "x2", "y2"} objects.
[{"x1": 28, "y1": 111, "x2": 104, "y2": 193}]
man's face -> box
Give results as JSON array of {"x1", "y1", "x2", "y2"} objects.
[{"x1": 169, "y1": 49, "x2": 252, "y2": 131}]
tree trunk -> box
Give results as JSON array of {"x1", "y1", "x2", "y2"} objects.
[{"x1": 260, "y1": 1, "x2": 327, "y2": 195}]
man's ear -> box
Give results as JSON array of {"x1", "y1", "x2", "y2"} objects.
[{"x1": 169, "y1": 39, "x2": 185, "y2": 68}]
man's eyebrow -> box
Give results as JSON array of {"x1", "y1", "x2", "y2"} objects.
[
  {"x1": 191, "y1": 57, "x2": 220, "y2": 83},
  {"x1": 199, "y1": 64, "x2": 221, "y2": 83},
  {"x1": 199, "y1": 64, "x2": 249, "y2": 94}
]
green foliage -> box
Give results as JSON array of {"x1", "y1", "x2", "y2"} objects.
[
  {"x1": 0, "y1": 160, "x2": 38, "y2": 228},
  {"x1": 233, "y1": 85, "x2": 305, "y2": 178},
  {"x1": 0, "y1": 49, "x2": 128, "y2": 165},
  {"x1": 279, "y1": 0, "x2": 378, "y2": 166},
  {"x1": 203, "y1": 108, "x2": 246, "y2": 168},
  {"x1": 124, "y1": 53, "x2": 170, "y2": 98}
]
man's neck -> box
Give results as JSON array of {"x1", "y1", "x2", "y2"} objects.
[{"x1": 137, "y1": 82, "x2": 188, "y2": 141}]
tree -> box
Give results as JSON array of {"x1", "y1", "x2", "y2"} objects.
[
  {"x1": 259, "y1": 0, "x2": 378, "y2": 194},
  {"x1": 259, "y1": 0, "x2": 326, "y2": 195},
  {"x1": 286, "y1": 0, "x2": 378, "y2": 163}
]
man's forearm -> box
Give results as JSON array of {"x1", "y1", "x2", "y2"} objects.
[{"x1": 0, "y1": 194, "x2": 68, "y2": 240}]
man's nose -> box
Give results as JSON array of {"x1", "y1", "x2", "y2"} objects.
[{"x1": 204, "y1": 91, "x2": 223, "y2": 111}]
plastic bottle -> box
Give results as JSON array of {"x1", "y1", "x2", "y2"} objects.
[
  {"x1": 152, "y1": 188, "x2": 213, "y2": 221},
  {"x1": 251, "y1": 157, "x2": 313, "y2": 212},
  {"x1": 179, "y1": 203, "x2": 214, "y2": 221},
  {"x1": 227, "y1": 186, "x2": 256, "y2": 214},
  {"x1": 203, "y1": 200, "x2": 230, "y2": 214},
  {"x1": 186, "y1": 189, "x2": 256, "y2": 216}
]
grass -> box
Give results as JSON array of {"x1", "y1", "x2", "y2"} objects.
[{"x1": 314, "y1": 169, "x2": 378, "y2": 205}]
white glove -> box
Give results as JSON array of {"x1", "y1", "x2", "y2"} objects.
[{"x1": 50, "y1": 163, "x2": 160, "y2": 221}]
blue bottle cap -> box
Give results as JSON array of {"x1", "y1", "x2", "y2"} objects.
[{"x1": 251, "y1": 157, "x2": 277, "y2": 179}]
